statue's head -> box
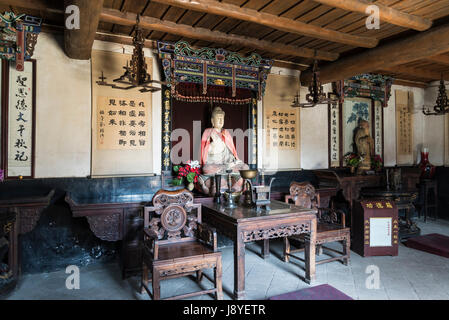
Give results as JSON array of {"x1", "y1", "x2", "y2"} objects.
[
  {"x1": 211, "y1": 107, "x2": 225, "y2": 130},
  {"x1": 358, "y1": 119, "x2": 370, "y2": 134}
]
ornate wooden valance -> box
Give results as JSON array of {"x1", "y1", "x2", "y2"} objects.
[
  {"x1": 157, "y1": 41, "x2": 273, "y2": 104},
  {"x1": 335, "y1": 74, "x2": 394, "y2": 107},
  {"x1": 0, "y1": 12, "x2": 42, "y2": 71}
]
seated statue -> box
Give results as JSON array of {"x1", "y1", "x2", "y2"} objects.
[
  {"x1": 198, "y1": 107, "x2": 249, "y2": 195},
  {"x1": 354, "y1": 119, "x2": 374, "y2": 174}
]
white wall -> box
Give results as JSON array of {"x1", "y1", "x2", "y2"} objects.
[
  {"x1": 33, "y1": 33, "x2": 91, "y2": 178},
  {"x1": 29, "y1": 33, "x2": 448, "y2": 176},
  {"x1": 32, "y1": 33, "x2": 161, "y2": 178}
]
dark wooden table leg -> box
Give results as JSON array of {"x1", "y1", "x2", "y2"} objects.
[
  {"x1": 304, "y1": 218, "x2": 317, "y2": 284},
  {"x1": 262, "y1": 239, "x2": 270, "y2": 259},
  {"x1": 10, "y1": 217, "x2": 19, "y2": 278},
  {"x1": 234, "y1": 232, "x2": 246, "y2": 300}
]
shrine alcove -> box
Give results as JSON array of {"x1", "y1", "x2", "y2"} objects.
[{"x1": 170, "y1": 84, "x2": 253, "y2": 165}]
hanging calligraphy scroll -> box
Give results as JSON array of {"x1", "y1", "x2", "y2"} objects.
[
  {"x1": 96, "y1": 96, "x2": 150, "y2": 150},
  {"x1": 157, "y1": 41, "x2": 272, "y2": 104},
  {"x1": 263, "y1": 74, "x2": 300, "y2": 170},
  {"x1": 249, "y1": 98, "x2": 258, "y2": 168},
  {"x1": 91, "y1": 50, "x2": 153, "y2": 177},
  {"x1": 161, "y1": 87, "x2": 172, "y2": 172},
  {"x1": 5, "y1": 60, "x2": 35, "y2": 178},
  {"x1": 374, "y1": 101, "x2": 383, "y2": 157},
  {"x1": 0, "y1": 12, "x2": 42, "y2": 71},
  {"x1": 396, "y1": 90, "x2": 414, "y2": 165},
  {"x1": 328, "y1": 93, "x2": 340, "y2": 167}
]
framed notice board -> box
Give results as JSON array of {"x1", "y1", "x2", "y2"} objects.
[{"x1": 352, "y1": 200, "x2": 399, "y2": 257}]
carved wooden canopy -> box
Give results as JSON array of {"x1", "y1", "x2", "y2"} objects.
[
  {"x1": 0, "y1": 12, "x2": 42, "y2": 71},
  {"x1": 158, "y1": 41, "x2": 273, "y2": 104}
]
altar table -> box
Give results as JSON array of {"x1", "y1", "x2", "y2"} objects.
[{"x1": 202, "y1": 200, "x2": 317, "y2": 300}]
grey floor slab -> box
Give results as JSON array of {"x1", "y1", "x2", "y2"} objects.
[{"x1": 4, "y1": 217, "x2": 449, "y2": 300}]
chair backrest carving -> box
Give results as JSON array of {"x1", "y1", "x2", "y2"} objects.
[
  {"x1": 146, "y1": 189, "x2": 200, "y2": 241},
  {"x1": 289, "y1": 181, "x2": 317, "y2": 209},
  {"x1": 289, "y1": 182, "x2": 343, "y2": 226}
]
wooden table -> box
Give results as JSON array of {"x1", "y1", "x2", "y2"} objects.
[
  {"x1": 65, "y1": 193, "x2": 152, "y2": 278},
  {"x1": 202, "y1": 200, "x2": 317, "y2": 300},
  {"x1": 0, "y1": 189, "x2": 54, "y2": 292}
]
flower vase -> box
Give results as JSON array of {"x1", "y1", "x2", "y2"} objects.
[
  {"x1": 187, "y1": 182, "x2": 195, "y2": 191},
  {"x1": 350, "y1": 166, "x2": 356, "y2": 174},
  {"x1": 419, "y1": 148, "x2": 435, "y2": 179}
]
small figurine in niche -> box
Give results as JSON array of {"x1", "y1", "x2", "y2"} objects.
[
  {"x1": 354, "y1": 119, "x2": 374, "y2": 174},
  {"x1": 198, "y1": 106, "x2": 249, "y2": 195}
]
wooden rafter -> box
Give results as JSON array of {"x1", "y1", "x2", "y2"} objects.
[
  {"x1": 302, "y1": 22, "x2": 449, "y2": 84},
  {"x1": 99, "y1": 8, "x2": 339, "y2": 61},
  {"x1": 150, "y1": 0, "x2": 378, "y2": 48},
  {"x1": 312, "y1": 0, "x2": 432, "y2": 31},
  {"x1": 94, "y1": 31, "x2": 309, "y2": 71}
]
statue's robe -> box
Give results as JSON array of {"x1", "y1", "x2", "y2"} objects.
[{"x1": 200, "y1": 128, "x2": 239, "y2": 165}]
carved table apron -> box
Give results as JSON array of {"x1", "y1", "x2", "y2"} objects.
[
  {"x1": 202, "y1": 200, "x2": 317, "y2": 300},
  {"x1": 0, "y1": 190, "x2": 55, "y2": 279},
  {"x1": 65, "y1": 193, "x2": 152, "y2": 278}
]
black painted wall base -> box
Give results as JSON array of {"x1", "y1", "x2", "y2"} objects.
[{"x1": 1, "y1": 167, "x2": 446, "y2": 275}]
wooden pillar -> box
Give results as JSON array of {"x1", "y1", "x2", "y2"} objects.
[{"x1": 64, "y1": 0, "x2": 104, "y2": 60}]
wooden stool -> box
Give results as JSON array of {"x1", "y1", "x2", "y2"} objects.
[{"x1": 419, "y1": 179, "x2": 438, "y2": 222}]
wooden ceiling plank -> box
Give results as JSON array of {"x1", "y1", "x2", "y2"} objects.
[
  {"x1": 114, "y1": 0, "x2": 148, "y2": 36},
  {"x1": 149, "y1": 0, "x2": 378, "y2": 47},
  {"x1": 142, "y1": 2, "x2": 170, "y2": 38},
  {"x1": 100, "y1": 8, "x2": 340, "y2": 61},
  {"x1": 312, "y1": 0, "x2": 432, "y2": 31},
  {"x1": 258, "y1": 0, "x2": 299, "y2": 16}
]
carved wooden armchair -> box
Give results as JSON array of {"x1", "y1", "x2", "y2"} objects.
[
  {"x1": 141, "y1": 189, "x2": 223, "y2": 300},
  {"x1": 284, "y1": 181, "x2": 350, "y2": 266}
]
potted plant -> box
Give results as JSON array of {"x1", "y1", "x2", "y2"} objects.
[
  {"x1": 344, "y1": 152, "x2": 362, "y2": 174},
  {"x1": 371, "y1": 155, "x2": 383, "y2": 172},
  {"x1": 172, "y1": 160, "x2": 201, "y2": 191}
]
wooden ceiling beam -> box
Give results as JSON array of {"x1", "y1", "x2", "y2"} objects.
[
  {"x1": 94, "y1": 31, "x2": 308, "y2": 71},
  {"x1": 392, "y1": 79, "x2": 428, "y2": 89},
  {"x1": 99, "y1": 8, "x2": 340, "y2": 61},
  {"x1": 425, "y1": 55, "x2": 449, "y2": 66},
  {"x1": 312, "y1": 0, "x2": 432, "y2": 31},
  {"x1": 0, "y1": 0, "x2": 62, "y2": 12},
  {"x1": 64, "y1": 0, "x2": 104, "y2": 60},
  {"x1": 381, "y1": 66, "x2": 449, "y2": 81},
  {"x1": 150, "y1": 0, "x2": 378, "y2": 48},
  {"x1": 302, "y1": 22, "x2": 449, "y2": 84}
]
